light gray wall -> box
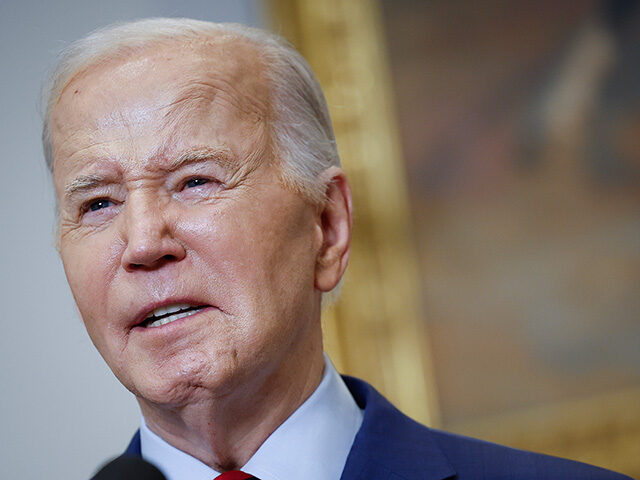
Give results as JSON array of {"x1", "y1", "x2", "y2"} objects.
[{"x1": 0, "y1": 2, "x2": 265, "y2": 478}]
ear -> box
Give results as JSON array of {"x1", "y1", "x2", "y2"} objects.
[{"x1": 315, "y1": 167, "x2": 353, "y2": 292}]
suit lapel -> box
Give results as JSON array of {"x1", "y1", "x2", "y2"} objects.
[
  {"x1": 341, "y1": 376, "x2": 456, "y2": 480},
  {"x1": 124, "y1": 429, "x2": 142, "y2": 456}
]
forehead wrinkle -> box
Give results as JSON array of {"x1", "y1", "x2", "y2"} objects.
[
  {"x1": 206, "y1": 77, "x2": 268, "y2": 123},
  {"x1": 154, "y1": 81, "x2": 269, "y2": 173},
  {"x1": 64, "y1": 139, "x2": 119, "y2": 161},
  {"x1": 53, "y1": 104, "x2": 143, "y2": 172},
  {"x1": 159, "y1": 79, "x2": 219, "y2": 128},
  {"x1": 52, "y1": 113, "x2": 112, "y2": 165},
  {"x1": 188, "y1": 36, "x2": 271, "y2": 116},
  {"x1": 161, "y1": 73, "x2": 268, "y2": 126}
]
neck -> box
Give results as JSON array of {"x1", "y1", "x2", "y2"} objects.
[{"x1": 137, "y1": 336, "x2": 325, "y2": 472}]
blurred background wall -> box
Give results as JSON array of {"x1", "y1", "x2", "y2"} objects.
[
  {"x1": 379, "y1": 1, "x2": 640, "y2": 475},
  {"x1": 384, "y1": 0, "x2": 640, "y2": 425},
  {"x1": 1, "y1": 0, "x2": 637, "y2": 478}
]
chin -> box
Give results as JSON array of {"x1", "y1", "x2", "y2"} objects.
[{"x1": 124, "y1": 356, "x2": 239, "y2": 407}]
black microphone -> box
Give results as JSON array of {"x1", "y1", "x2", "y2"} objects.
[{"x1": 92, "y1": 456, "x2": 167, "y2": 480}]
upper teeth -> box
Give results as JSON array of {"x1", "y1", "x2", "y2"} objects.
[
  {"x1": 145, "y1": 303, "x2": 204, "y2": 328},
  {"x1": 150, "y1": 303, "x2": 193, "y2": 318}
]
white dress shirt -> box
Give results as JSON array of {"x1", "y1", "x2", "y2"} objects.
[{"x1": 140, "y1": 355, "x2": 364, "y2": 480}]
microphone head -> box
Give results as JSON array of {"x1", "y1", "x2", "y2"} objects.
[{"x1": 92, "y1": 456, "x2": 167, "y2": 480}]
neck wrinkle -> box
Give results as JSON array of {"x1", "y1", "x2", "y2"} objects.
[{"x1": 137, "y1": 334, "x2": 325, "y2": 471}]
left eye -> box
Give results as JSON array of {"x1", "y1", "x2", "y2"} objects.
[{"x1": 185, "y1": 178, "x2": 209, "y2": 188}]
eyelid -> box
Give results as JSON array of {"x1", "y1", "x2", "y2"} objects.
[{"x1": 172, "y1": 158, "x2": 229, "y2": 181}]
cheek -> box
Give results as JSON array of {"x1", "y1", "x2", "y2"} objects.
[
  {"x1": 178, "y1": 208, "x2": 267, "y2": 295},
  {"x1": 60, "y1": 234, "x2": 120, "y2": 317},
  {"x1": 206, "y1": 208, "x2": 304, "y2": 273},
  {"x1": 178, "y1": 202, "x2": 316, "y2": 312}
]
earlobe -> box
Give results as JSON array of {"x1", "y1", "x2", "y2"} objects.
[{"x1": 315, "y1": 167, "x2": 353, "y2": 292}]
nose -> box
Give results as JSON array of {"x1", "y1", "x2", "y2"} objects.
[{"x1": 120, "y1": 194, "x2": 186, "y2": 271}]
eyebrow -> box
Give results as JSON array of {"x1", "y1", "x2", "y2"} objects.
[
  {"x1": 64, "y1": 173, "x2": 111, "y2": 199},
  {"x1": 64, "y1": 146, "x2": 236, "y2": 200},
  {"x1": 165, "y1": 146, "x2": 235, "y2": 172}
]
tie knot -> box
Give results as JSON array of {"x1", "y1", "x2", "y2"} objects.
[{"x1": 215, "y1": 471, "x2": 258, "y2": 480}]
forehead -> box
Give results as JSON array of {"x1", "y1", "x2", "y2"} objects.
[
  {"x1": 50, "y1": 36, "x2": 270, "y2": 170},
  {"x1": 61, "y1": 35, "x2": 268, "y2": 105}
]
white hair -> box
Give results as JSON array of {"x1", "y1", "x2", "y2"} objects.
[{"x1": 41, "y1": 17, "x2": 340, "y2": 204}]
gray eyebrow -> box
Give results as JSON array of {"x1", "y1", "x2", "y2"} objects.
[
  {"x1": 64, "y1": 173, "x2": 108, "y2": 199},
  {"x1": 165, "y1": 146, "x2": 235, "y2": 172}
]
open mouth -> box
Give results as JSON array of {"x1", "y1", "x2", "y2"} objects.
[{"x1": 141, "y1": 303, "x2": 209, "y2": 328}]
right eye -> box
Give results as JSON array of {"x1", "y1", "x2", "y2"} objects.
[{"x1": 87, "y1": 198, "x2": 113, "y2": 212}]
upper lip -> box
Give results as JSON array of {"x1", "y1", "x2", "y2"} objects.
[{"x1": 131, "y1": 299, "x2": 212, "y2": 328}]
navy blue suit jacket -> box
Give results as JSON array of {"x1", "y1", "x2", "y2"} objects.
[{"x1": 123, "y1": 376, "x2": 633, "y2": 479}]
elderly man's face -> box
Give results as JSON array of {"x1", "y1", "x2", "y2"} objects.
[{"x1": 51, "y1": 40, "x2": 327, "y2": 406}]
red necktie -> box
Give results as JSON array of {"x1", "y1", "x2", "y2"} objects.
[{"x1": 214, "y1": 471, "x2": 259, "y2": 480}]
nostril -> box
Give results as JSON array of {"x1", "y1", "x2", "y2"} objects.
[{"x1": 127, "y1": 255, "x2": 178, "y2": 271}]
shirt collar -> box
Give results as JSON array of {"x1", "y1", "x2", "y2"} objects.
[{"x1": 140, "y1": 354, "x2": 363, "y2": 480}]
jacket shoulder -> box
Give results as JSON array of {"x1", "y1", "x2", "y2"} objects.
[
  {"x1": 342, "y1": 375, "x2": 633, "y2": 480},
  {"x1": 428, "y1": 428, "x2": 634, "y2": 480}
]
